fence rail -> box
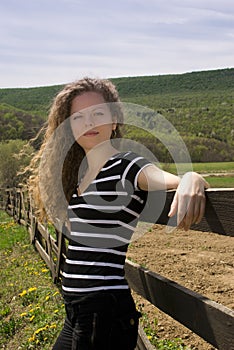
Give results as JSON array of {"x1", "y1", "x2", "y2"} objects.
[{"x1": 0, "y1": 186, "x2": 234, "y2": 350}]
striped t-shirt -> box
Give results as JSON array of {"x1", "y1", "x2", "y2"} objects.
[{"x1": 62, "y1": 151, "x2": 151, "y2": 296}]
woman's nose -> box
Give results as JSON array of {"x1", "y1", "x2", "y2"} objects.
[{"x1": 84, "y1": 113, "x2": 94, "y2": 127}]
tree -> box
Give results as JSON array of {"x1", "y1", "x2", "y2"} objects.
[{"x1": 0, "y1": 140, "x2": 33, "y2": 187}]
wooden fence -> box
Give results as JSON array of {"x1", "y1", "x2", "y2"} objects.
[{"x1": 0, "y1": 186, "x2": 234, "y2": 350}]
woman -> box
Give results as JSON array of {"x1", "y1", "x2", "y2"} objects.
[{"x1": 28, "y1": 77, "x2": 208, "y2": 350}]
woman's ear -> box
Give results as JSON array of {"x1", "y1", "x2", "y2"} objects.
[{"x1": 112, "y1": 116, "x2": 117, "y2": 130}]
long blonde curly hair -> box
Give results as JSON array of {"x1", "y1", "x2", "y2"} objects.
[{"x1": 28, "y1": 77, "x2": 123, "y2": 223}]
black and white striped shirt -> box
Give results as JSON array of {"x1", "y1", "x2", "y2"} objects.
[{"x1": 62, "y1": 152, "x2": 151, "y2": 296}]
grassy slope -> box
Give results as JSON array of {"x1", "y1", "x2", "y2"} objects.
[
  {"x1": 0, "y1": 211, "x2": 65, "y2": 349},
  {"x1": 0, "y1": 211, "x2": 192, "y2": 350}
]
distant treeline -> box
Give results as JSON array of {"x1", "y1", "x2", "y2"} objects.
[{"x1": 0, "y1": 68, "x2": 233, "y2": 163}]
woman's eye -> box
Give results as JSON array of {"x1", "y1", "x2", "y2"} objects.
[
  {"x1": 93, "y1": 111, "x2": 104, "y2": 117},
  {"x1": 72, "y1": 114, "x2": 82, "y2": 120}
]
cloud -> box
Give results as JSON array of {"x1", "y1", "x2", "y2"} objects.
[{"x1": 0, "y1": 0, "x2": 233, "y2": 87}]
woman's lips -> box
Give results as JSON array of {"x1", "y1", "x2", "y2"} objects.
[{"x1": 83, "y1": 130, "x2": 99, "y2": 136}]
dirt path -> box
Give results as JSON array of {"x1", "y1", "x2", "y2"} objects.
[{"x1": 127, "y1": 225, "x2": 234, "y2": 349}]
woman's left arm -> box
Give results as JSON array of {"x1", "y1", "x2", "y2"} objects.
[{"x1": 137, "y1": 165, "x2": 209, "y2": 230}]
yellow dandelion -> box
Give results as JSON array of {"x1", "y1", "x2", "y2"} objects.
[
  {"x1": 19, "y1": 290, "x2": 27, "y2": 297},
  {"x1": 53, "y1": 291, "x2": 59, "y2": 296},
  {"x1": 28, "y1": 336, "x2": 35, "y2": 342},
  {"x1": 54, "y1": 309, "x2": 59, "y2": 313},
  {"x1": 41, "y1": 268, "x2": 48, "y2": 273},
  {"x1": 45, "y1": 295, "x2": 50, "y2": 301},
  {"x1": 35, "y1": 327, "x2": 44, "y2": 334},
  {"x1": 28, "y1": 287, "x2": 37, "y2": 293},
  {"x1": 50, "y1": 324, "x2": 57, "y2": 329},
  {"x1": 30, "y1": 315, "x2": 35, "y2": 322},
  {"x1": 20, "y1": 312, "x2": 27, "y2": 317}
]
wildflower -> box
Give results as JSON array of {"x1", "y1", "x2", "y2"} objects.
[
  {"x1": 30, "y1": 315, "x2": 35, "y2": 322},
  {"x1": 45, "y1": 295, "x2": 50, "y2": 301},
  {"x1": 42, "y1": 268, "x2": 48, "y2": 273},
  {"x1": 53, "y1": 291, "x2": 59, "y2": 296},
  {"x1": 20, "y1": 312, "x2": 27, "y2": 317},
  {"x1": 50, "y1": 324, "x2": 57, "y2": 329},
  {"x1": 35, "y1": 327, "x2": 44, "y2": 334},
  {"x1": 28, "y1": 287, "x2": 37, "y2": 292},
  {"x1": 28, "y1": 335, "x2": 35, "y2": 342},
  {"x1": 19, "y1": 290, "x2": 27, "y2": 297},
  {"x1": 54, "y1": 309, "x2": 59, "y2": 313}
]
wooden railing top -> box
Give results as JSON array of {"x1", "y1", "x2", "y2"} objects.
[{"x1": 139, "y1": 188, "x2": 234, "y2": 236}]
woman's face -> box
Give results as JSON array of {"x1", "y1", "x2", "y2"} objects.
[{"x1": 70, "y1": 92, "x2": 116, "y2": 153}]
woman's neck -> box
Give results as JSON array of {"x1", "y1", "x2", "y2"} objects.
[{"x1": 85, "y1": 142, "x2": 119, "y2": 171}]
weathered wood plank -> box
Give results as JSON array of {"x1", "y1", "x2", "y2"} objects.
[
  {"x1": 136, "y1": 324, "x2": 155, "y2": 350},
  {"x1": 125, "y1": 260, "x2": 234, "y2": 350},
  {"x1": 140, "y1": 189, "x2": 234, "y2": 236},
  {"x1": 34, "y1": 239, "x2": 56, "y2": 281}
]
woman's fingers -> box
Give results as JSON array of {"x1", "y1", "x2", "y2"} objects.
[
  {"x1": 167, "y1": 172, "x2": 207, "y2": 231},
  {"x1": 177, "y1": 192, "x2": 206, "y2": 230},
  {"x1": 168, "y1": 192, "x2": 178, "y2": 218}
]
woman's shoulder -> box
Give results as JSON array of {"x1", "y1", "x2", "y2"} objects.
[{"x1": 114, "y1": 151, "x2": 142, "y2": 161}]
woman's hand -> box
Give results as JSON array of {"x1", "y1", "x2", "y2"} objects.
[{"x1": 168, "y1": 172, "x2": 209, "y2": 231}]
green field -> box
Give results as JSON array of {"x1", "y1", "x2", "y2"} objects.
[
  {"x1": 190, "y1": 162, "x2": 234, "y2": 173},
  {"x1": 161, "y1": 162, "x2": 234, "y2": 188},
  {"x1": 204, "y1": 176, "x2": 234, "y2": 188},
  {"x1": 0, "y1": 211, "x2": 65, "y2": 350}
]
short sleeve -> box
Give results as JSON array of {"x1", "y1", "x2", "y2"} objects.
[{"x1": 121, "y1": 152, "x2": 152, "y2": 191}]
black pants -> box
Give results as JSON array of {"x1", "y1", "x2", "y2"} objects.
[{"x1": 53, "y1": 291, "x2": 141, "y2": 350}]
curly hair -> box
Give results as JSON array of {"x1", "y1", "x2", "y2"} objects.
[{"x1": 28, "y1": 77, "x2": 123, "y2": 223}]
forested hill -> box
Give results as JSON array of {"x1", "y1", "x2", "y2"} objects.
[
  {"x1": 0, "y1": 68, "x2": 233, "y2": 111},
  {"x1": 0, "y1": 68, "x2": 234, "y2": 162},
  {"x1": 113, "y1": 68, "x2": 234, "y2": 97}
]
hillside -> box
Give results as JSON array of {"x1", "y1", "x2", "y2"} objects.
[{"x1": 0, "y1": 68, "x2": 233, "y2": 161}]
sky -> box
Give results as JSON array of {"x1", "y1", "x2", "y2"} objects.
[{"x1": 1, "y1": 0, "x2": 234, "y2": 88}]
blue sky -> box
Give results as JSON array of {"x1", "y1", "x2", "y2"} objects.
[{"x1": 1, "y1": 0, "x2": 234, "y2": 88}]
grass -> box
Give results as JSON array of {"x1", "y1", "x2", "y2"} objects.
[
  {"x1": 161, "y1": 162, "x2": 234, "y2": 188},
  {"x1": 191, "y1": 162, "x2": 234, "y2": 173},
  {"x1": 0, "y1": 210, "x2": 203, "y2": 349},
  {"x1": 162, "y1": 161, "x2": 234, "y2": 174},
  {"x1": 138, "y1": 303, "x2": 191, "y2": 350},
  {"x1": 205, "y1": 176, "x2": 234, "y2": 188},
  {"x1": 0, "y1": 211, "x2": 65, "y2": 349}
]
